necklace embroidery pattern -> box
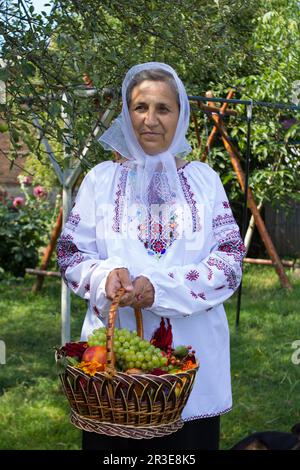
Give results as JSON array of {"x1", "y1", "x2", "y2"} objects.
[
  {"x1": 112, "y1": 162, "x2": 199, "y2": 259},
  {"x1": 137, "y1": 206, "x2": 179, "y2": 259},
  {"x1": 137, "y1": 166, "x2": 180, "y2": 259}
]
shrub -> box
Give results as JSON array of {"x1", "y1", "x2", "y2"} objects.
[{"x1": 0, "y1": 176, "x2": 60, "y2": 277}]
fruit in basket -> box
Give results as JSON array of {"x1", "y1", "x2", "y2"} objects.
[
  {"x1": 81, "y1": 327, "x2": 198, "y2": 376},
  {"x1": 87, "y1": 327, "x2": 168, "y2": 373},
  {"x1": 82, "y1": 345, "x2": 115, "y2": 366},
  {"x1": 173, "y1": 345, "x2": 189, "y2": 358}
]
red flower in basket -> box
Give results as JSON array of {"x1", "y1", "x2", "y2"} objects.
[{"x1": 62, "y1": 342, "x2": 88, "y2": 360}]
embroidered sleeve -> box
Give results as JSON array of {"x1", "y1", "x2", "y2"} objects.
[
  {"x1": 56, "y1": 170, "x2": 131, "y2": 319},
  {"x1": 139, "y1": 173, "x2": 246, "y2": 317}
]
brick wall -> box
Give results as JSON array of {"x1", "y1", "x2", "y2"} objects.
[{"x1": 0, "y1": 132, "x2": 27, "y2": 196}]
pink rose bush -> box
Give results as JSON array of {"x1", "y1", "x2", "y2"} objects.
[
  {"x1": 33, "y1": 185, "x2": 47, "y2": 198},
  {"x1": 12, "y1": 197, "x2": 25, "y2": 208},
  {"x1": 0, "y1": 175, "x2": 59, "y2": 277}
]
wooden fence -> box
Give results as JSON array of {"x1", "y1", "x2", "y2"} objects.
[{"x1": 265, "y1": 202, "x2": 300, "y2": 257}]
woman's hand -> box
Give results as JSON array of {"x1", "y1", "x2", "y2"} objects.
[
  {"x1": 131, "y1": 276, "x2": 155, "y2": 309},
  {"x1": 105, "y1": 270, "x2": 155, "y2": 309},
  {"x1": 105, "y1": 268, "x2": 135, "y2": 307}
]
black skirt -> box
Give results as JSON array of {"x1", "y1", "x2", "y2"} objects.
[{"x1": 82, "y1": 415, "x2": 220, "y2": 450}]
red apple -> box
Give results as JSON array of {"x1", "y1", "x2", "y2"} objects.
[{"x1": 82, "y1": 345, "x2": 115, "y2": 370}]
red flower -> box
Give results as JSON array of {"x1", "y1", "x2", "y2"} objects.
[
  {"x1": 151, "y1": 318, "x2": 173, "y2": 352},
  {"x1": 13, "y1": 197, "x2": 25, "y2": 208},
  {"x1": 33, "y1": 185, "x2": 47, "y2": 198},
  {"x1": 23, "y1": 176, "x2": 31, "y2": 186},
  {"x1": 62, "y1": 342, "x2": 88, "y2": 360}
]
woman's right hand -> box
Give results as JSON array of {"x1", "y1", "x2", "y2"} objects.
[{"x1": 105, "y1": 268, "x2": 135, "y2": 307}]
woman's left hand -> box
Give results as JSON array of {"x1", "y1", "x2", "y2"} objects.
[{"x1": 131, "y1": 276, "x2": 155, "y2": 309}]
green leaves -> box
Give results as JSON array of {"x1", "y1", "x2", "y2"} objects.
[
  {"x1": 173, "y1": 345, "x2": 189, "y2": 358},
  {"x1": 55, "y1": 355, "x2": 79, "y2": 374},
  {"x1": 21, "y1": 62, "x2": 36, "y2": 78},
  {"x1": 1, "y1": 0, "x2": 299, "y2": 211},
  {"x1": 0, "y1": 68, "x2": 8, "y2": 81}
]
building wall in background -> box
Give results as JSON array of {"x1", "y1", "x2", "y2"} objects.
[{"x1": 0, "y1": 133, "x2": 27, "y2": 197}]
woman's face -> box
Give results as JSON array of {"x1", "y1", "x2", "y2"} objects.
[{"x1": 129, "y1": 80, "x2": 180, "y2": 155}]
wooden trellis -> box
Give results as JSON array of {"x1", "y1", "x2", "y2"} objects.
[{"x1": 190, "y1": 90, "x2": 292, "y2": 291}]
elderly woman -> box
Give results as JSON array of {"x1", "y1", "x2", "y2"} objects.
[{"x1": 57, "y1": 62, "x2": 246, "y2": 450}]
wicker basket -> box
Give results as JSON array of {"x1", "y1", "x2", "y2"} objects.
[{"x1": 56, "y1": 287, "x2": 199, "y2": 439}]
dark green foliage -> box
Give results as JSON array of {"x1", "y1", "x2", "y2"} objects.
[{"x1": 0, "y1": 179, "x2": 60, "y2": 277}]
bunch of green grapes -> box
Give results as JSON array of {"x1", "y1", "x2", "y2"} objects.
[{"x1": 87, "y1": 327, "x2": 169, "y2": 372}]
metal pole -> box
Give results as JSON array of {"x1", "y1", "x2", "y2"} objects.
[
  {"x1": 235, "y1": 101, "x2": 253, "y2": 328},
  {"x1": 61, "y1": 91, "x2": 73, "y2": 345},
  {"x1": 61, "y1": 181, "x2": 72, "y2": 345},
  {"x1": 59, "y1": 94, "x2": 118, "y2": 344}
]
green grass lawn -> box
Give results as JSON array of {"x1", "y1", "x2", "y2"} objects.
[{"x1": 0, "y1": 265, "x2": 299, "y2": 450}]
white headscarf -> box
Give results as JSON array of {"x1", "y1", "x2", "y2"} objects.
[{"x1": 99, "y1": 62, "x2": 193, "y2": 257}]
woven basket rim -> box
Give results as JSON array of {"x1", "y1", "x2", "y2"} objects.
[
  {"x1": 56, "y1": 348, "x2": 199, "y2": 379},
  {"x1": 68, "y1": 364, "x2": 199, "y2": 379}
]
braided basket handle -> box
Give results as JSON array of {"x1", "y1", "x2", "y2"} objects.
[{"x1": 105, "y1": 287, "x2": 143, "y2": 377}]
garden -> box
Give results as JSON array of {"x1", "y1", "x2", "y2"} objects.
[
  {"x1": 0, "y1": 0, "x2": 300, "y2": 453},
  {"x1": 0, "y1": 266, "x2": 299, "y2": 449}
]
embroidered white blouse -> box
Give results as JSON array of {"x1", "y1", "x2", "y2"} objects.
[{"x1": 57, "y1": 159, "x2": 246, "y2": 421}]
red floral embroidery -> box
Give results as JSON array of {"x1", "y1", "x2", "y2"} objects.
[
  {"x1": 190, "y1": 291, "x2": 206, "y2": 300},
  {"x1": 113, "y1": 163, "x2": 200, "y2": 258},
  {"x1": 57, "y1": 234, "x2": 84, "y2": 277},
  {"x1": 190, "y1": 290, "x2": 198, "y2": 299},
  {"x1": 93, "y1": 305, "x2": 100, "y2": 316},
  {"x1": 218, "y1": 240, "x2": 246, "y2": 264},
  {"x1": 207, "y1": 257, "x2": 238, "y2": 290},
  {"x1": 185, "y1": 269, "x2": 200, "y2": 281},
  {"x1": 112, "y1": 166, "x2": 129, "y2": 233},
  {"x1": 198, "y1": 292, "x2": 206, "y2": 300},
  {"x1": 212, "y1": 213, "x2": 235, "y2": 230},
  {"x1": 151, "y1": 240, "x2": 166, "y2": 253},
  {"x1": 65, "y1": 212, "x2": 81, "y2": 232},
  {"x1": 152, "y1": 222, "x2": 163, "y2": 235},
  {"x1": 178, "y1": 168, "x2": 201, "y2": 232}
]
